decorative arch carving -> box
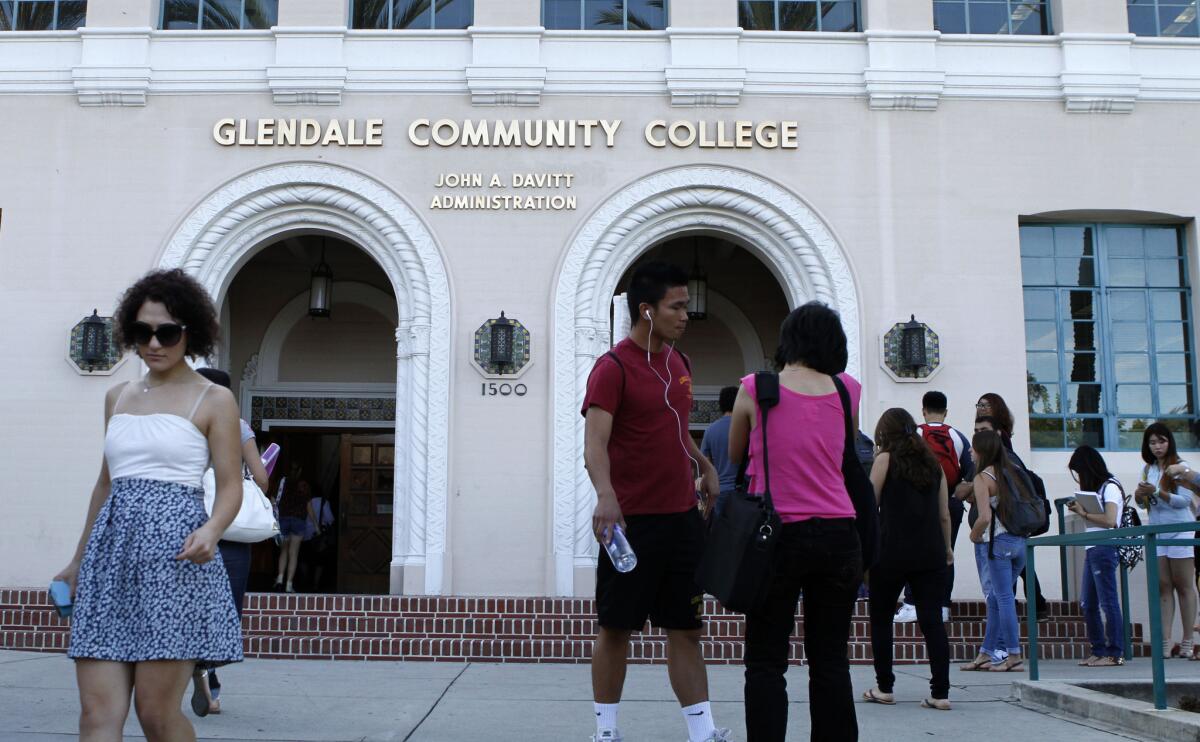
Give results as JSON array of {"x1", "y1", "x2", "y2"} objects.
[
  {"x1": 551, "y1": 165, "x2": 860, "y2": 595},
  {"x1": 157, "y1": 162, "x2": 452, "y2": 595}
]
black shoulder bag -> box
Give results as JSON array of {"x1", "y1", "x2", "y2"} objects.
[
  {"x1": 832, "y1": 375, "x2": 880, "y2": 572},
  {"x1": 695, "y1": 372, "x2": 782, "y2": 614}
]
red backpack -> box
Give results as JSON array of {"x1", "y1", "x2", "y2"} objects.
[{"x1": 921, "y1": 425, "x2": 963, "y2": 488}]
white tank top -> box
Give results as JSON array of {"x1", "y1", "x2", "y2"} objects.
[{"x1": 105, "y1": 383, "x2": 212, "y2": 488}]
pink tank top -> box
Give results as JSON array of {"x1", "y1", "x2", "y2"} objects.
[{"x1": 743, "y1": 372, "x2": 859, "y2": 523}]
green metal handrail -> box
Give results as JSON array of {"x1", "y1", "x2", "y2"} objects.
[{"x1": 1024, "y1": 520, "x2": 1200, "y2": 710}]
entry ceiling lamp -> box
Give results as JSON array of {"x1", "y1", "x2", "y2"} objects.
[
  {"x1": 900, "y1": 315, "x2": 928, "y2": 370},
  {"x1": 489, "y1": 312, "x2": 515, "y2": 368},
  {"x1": 687, "y1": 240, "x2": 708, "y2": 320},
  {"x1": 80, "y1": 309, "x2": 110, "y2": 371},
  {"x1": 308, "y1": 238, "x2": 333, "y2": 318}
]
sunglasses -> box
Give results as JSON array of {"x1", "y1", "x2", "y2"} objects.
[{"x1": 130, "y1": 321, "x2": 187, "y2": 348}]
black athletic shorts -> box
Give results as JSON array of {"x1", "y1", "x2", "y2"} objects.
[{"x1": 596, "y1": 508, "x2": 705, "y2": 631}]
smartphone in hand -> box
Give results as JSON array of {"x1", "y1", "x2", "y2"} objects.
[{"x1": 48, "y1": 580, "x2": 72, "y2": 619}]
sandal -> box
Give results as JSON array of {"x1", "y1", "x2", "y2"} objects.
[
  {"x1": 921, "y1": 698, "x2": 951, "y2": 711},
  {"x1": 959, "y1": 654, "x2": 991, "y2": 671},
  {"x1": 989, "y1": 657, "x2": 1025, "y2": 672},
  {"x1": 863, "y1": 687, "x2": 896, "y2": 705},
  {"x1": 1078, "y1": 655, "x2": 1101, "y2": 666},
  {"x1": 189, "y1": 669, "x2": 211, "y2": 717},
  {"x1": 1089, "y1": 656, "x2": 1123, "y2": 667}
]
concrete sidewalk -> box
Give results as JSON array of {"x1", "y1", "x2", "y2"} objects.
[{"x1": 4, "y1": 650, "x2": 1197, "y2": 741}]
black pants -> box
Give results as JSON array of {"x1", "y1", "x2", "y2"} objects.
[
  {"x1": 1018, "y1": 568, "x2": 1048, "y2": 614},
  {"x1": 870, "y1": 566, "x2": 950, "y2": 700},
  {"x1": 903, "y1": 499, "x2": 963, "y2": 608},
  {"x1": 744, "y1": 518, "x2": 862, "y2": 742},
  {"x1": 203, "y1": 540, "x2": 252, "y2": 686}
]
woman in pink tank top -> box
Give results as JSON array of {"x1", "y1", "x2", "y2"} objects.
[{"x1": 729, "y1": 302, "x2": 863, "y2": 742}]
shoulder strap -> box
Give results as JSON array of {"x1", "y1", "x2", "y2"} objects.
[
  {"x1": 831, "y1": 374, "x2": 855, "y2": 461},
  {"x1": 604, "y1": 351, "x2": 624, "y2": 399},
  {"x1": 754, "y1": 372, "x2": 779, "y2": 508},
  {"x1": 187, "y1": 383, "x2": 214, "y2": 422}
]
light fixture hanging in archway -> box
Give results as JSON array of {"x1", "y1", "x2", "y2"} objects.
[
  {"x1": 687, "y1": 239, "x2": 707, "y2": 320},
  {"x1": 308, "y1": 238, "x2": 333, "y2": 318}
]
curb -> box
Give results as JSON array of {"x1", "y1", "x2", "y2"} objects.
[{"x1": 1014, "y1": 680, "x2": 1200, "y2": 742}]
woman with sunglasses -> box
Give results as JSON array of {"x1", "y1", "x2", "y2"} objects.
[{"x1": 53, "y1": 269, "x2": 244, "y2": 741}]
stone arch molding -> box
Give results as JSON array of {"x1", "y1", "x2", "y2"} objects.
[
  {"x1": 158, "y1": 162, "x2": 452, "y2": 596},
  {"x1": 551, "y1": 165, "x2": 861, "y2": 595}
]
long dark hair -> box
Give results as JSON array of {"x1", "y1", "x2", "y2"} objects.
[
  {"x1": 978, "y1": 393, "x2": 1014, "y2": 438},
  {"x1": 875, "y1": 408, "x2": 941, "y2": 492},
  {"x1": 972, "y1": 429, "x2": 1032, "y2": 525},
  {"x1": 1068, "y1": 445, "x2": 1113, "y2": 493},
  {"x1": 1141, "y1": 422, "x2": 1181, "y2": 491}
]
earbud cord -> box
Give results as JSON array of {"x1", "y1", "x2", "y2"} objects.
[{"x1": 646, "y1": 314, "x2": 702, "y2": 484}]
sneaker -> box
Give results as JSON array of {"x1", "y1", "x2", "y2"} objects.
[
  {"x1": 695, "y1": 729, "x2": 734, "y2": 742},
  {"x1": 591, "y1": 730, "x2": 623, "y2": 742},
  {"x1": 941, "y1": 607, "x2": 950, "y2": 622},
  {"x1": 893, "y1": 603, "x2": 917, "y2": 623}
]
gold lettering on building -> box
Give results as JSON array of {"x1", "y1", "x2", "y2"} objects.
[
  {"x1": 408, "y1": 120, "x2": 622, "y2": 148},
  {"x1": 643, "y1": 120, "x2": 798, "y2": 150},
  {"x1": 429, "y1": 173, "x2": 578, "y2": 211},
  {"x1": 212, "y1": 118, "x2": 384, "y2": 147}
]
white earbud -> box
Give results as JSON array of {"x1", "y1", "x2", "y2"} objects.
[{"x1": 644, "y1": 310, "x2": 651, "y2": 320}]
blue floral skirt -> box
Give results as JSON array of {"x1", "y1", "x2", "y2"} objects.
[{"x1": 68, "y1": 477, "x2": 244, "y2": 664}]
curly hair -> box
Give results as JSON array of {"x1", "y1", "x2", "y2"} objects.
[
  {"x1": 114, "y1": 269, "x2": 219, "y2": 359},
  {"x1": 874, "y1": 407, "x2": 941, "y2": 492}
]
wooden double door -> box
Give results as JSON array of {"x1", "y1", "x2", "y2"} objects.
[{"x1": 337, "y1": 434, "x2": 395, "y2": 594}]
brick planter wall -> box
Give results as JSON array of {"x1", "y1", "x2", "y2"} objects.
[{"x1": 0, "y1": 589, "x2": 1149, "y2": 664}]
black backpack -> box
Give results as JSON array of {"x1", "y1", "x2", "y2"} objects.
[
  {"x1": 1022, "y1": 467, "x2": 1053, "y2": 537},
  {"x1": 989, "y1": 465, "x2": 1049, "y2": 554}
]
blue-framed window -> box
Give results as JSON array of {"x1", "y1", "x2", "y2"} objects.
[
  {"x1": 544, "y1": 0, "x2": 666, "y2": 30},
  {"x1": 0, "y1": 1, "x2": 86, "y2": 30},
  {"x1": 933, "y1": 1, "x2": 1050, "y2": 34},
  {"x1": 160, "y1": 0, "x2": 277, "y2": 29},
  {"x1": 738, "y1": 0, "x2": 860, "y2": 31},
  {"x1": 1128, "y1": 1, "x2": 1199, "y2": 37},
  {"x1": 352, "y1": 0, "x2": 472, "y2": 29},
  {"x1": 1022, "y1": 224, "x2": 1198, "y2": 450}
]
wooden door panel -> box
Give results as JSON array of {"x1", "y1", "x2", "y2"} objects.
[{"x1": 337, "y1": 433, "x2": 394, "y2": 594}]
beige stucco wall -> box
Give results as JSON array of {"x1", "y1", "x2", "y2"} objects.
[{"x1": 2, "y1": 82, "x2": 1198, "y2": 597}]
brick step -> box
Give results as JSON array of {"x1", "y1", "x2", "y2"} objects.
[{"x1": 235, "y1": 615, "x2": 1130, "y2": 642}]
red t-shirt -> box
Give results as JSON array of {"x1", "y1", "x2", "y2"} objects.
[{"x1": 580, "y1": 338, "x2": 695, "y2": 515}]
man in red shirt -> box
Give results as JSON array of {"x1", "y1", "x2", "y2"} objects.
[{"x1": 581, "y1": 262, "x2": 727, "y2": 742}]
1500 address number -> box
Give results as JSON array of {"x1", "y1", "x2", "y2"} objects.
[{"x1": 481, "y1": 382, "x2": 528, "y2": 397}]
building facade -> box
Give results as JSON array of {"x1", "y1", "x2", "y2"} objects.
[{"x1": 3, "y1": 0, "x2": 1200, "y2": 601}]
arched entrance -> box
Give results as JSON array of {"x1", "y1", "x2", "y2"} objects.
[
  {"x1": 157, "y1": 162, "x2": 452, "y2": 595},
  {"x1": 551, "y1": 165, "x2": 861, "y2": 595}
]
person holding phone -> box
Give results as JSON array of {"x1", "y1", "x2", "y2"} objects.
[
  {"x1": 1137, "y1": 423, "x2": 1199, "y2": 660},
  {"x1": 53, "y1": 269, "x2": 244, "y2": 741},
  {"x1": 1066, "y1": 446, "x2": 1124, "y2": 667}
]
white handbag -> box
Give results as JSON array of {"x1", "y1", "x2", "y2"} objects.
[{"x1": 202, "y1": 468, "x2": 281, "y2": 543}]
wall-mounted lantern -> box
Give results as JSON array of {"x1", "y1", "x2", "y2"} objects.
[
  {"x1": 900, "y1": 314, "x2": 928, "y2": 370},
  {"x1": 489, "y1": 311, "x2": 515, "y2": 368},
  {"x1": 473, "y1": 313, "x2": 532, "y2": 379},
  {"x1": 68, "y1": 310, "x2": 123, "y2": 376},
  {"x1": 880, "y1": 315, "x2": 940, "y2": 383},
  {"x1": 308, "y1": 239, "x2": 333, "y2": 318},
  {"x1": 80, "y1": 310, "x2": 109, "y2": 370},
  {"x1": 687, "y1": 244, "x2": 707, "y2": 320}
]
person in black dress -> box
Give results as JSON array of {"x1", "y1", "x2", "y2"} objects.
[{"x1": 864, "y1": 408, "x2": 954, "y2": 710}]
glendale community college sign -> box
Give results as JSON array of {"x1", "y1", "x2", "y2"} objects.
[
  {"x1": 211, "y1": 117, "x2": 799, "y2": 211},
  {"x1": 212, "y1": 118, "x2": 800, "y2": 150}
]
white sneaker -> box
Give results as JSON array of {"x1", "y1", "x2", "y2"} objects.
[
  {"x1": 693, "y1": 729, "x2": 734, "y2": 742},
  {"x1": 893, "y1": 603, "x2": 917, "y2": 623},
  {"x1": 942, "y1": 607, "x2": 951, "y2": 622},
  {"x1": 592, "y1": 729, "x2": 623, "y2": 742}
]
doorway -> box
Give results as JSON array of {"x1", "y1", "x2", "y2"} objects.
[{"x1": 248, "y1": 428, "x2": 394, "y2": 595}]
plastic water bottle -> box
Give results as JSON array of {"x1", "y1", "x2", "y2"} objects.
[
  {"x1": 604, "y1": 524, "x2": 638, "y2": 573},
  {"x1": 260, "y1": 443, "x2": 280, "y2": 476}
]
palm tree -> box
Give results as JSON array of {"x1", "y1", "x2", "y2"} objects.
[{"x1": 596, "y1": 0, "x2": 665, "y2": 30}]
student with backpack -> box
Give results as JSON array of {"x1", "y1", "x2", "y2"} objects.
[
  {"x1": 894, "y1": 391, "x2": 972, "y2": 624},
  {"x1": 963, "y1": 430, "x2": 1045, "y2": 672},
  {"x1": 1066, "y1": 446, "x2": 1125, "y2": 667}
]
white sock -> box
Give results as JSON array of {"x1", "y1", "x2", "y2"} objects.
[
  {"x1": 682, "y1": 701, "x2": 716, "y2": 742},
  {"x1": 594, "y1": 702, "x2": 619, "y2": 732}
]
